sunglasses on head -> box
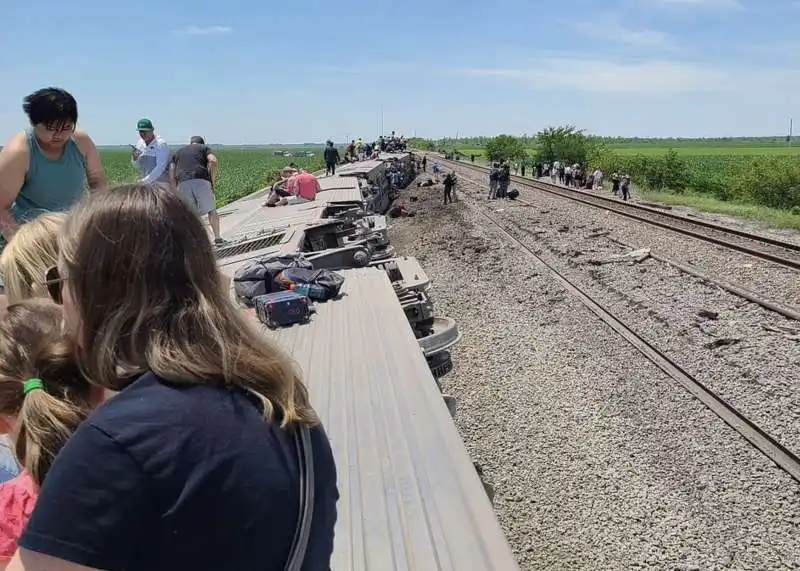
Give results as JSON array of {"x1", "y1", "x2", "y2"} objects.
[{"x1": 44, "y1": 266, "x2": 65, "y2": 304}]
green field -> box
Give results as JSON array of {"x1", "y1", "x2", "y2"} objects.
[
  {"x1": 425, "y1": 137, "x2": 800, "y2": 229},
  {"x1": 444, "y1": 144, "x2": 800, "y2": 158},
  {"x1": 100, "y1": 148, "x2": 326, "y2": 207},
  {"x1": 612, "y1": 145, "x2": 800, "y2": 157}
]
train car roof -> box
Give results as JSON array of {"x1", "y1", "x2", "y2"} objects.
[
  {"x1": 336, "y1": 160, "x2": 385, "y2": 177},
  {"x1": 318, "y1": 175, "x2": 364, "y2": 202},
  {"x1": 377, "y1": 151, "x2": 411, "y2": 161},
  {"x1": 261, "y1": 266, "x2": 519, "y2": 570}
]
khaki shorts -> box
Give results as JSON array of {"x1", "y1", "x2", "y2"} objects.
[{"x1": 178, "y1": 179, "x2": 216, "y2": 216}]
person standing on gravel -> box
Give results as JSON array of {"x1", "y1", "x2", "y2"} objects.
[
  {"x1": 621, "y1": 175, "x2": 632, "y2": 201},
  {"x1": 593, "y1": 168, "x2": 604, "y2": 191},
  {"x1": 324, "y1": 141, "x2": 340, "y2": 176},
  {"x1": 488, "y1": 163, "x2": 499, "y2": 199},
  {"x1": 132, "y1": 118, "x2": 171, "y2": 186},
  {"x1": 611, "y1": 172, "x2": 620, "y2": 196},
  {"x1": 443, "y1": 171, "x2": 456, "y2": 205},
  {"x1": 497, "y1": 163, "x2": 511, "y2": 199},
  {"x1": 170, "y1": 136, "x2": 225, "y2": 246}
]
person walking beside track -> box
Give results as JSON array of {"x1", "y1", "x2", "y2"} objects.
[
  {"x1": 131, "y1": 118, "x2": 171, "y2": 186},
  {"x1": 0, "y1": 88, "x2": 106, "y2": 255},
  {"x1": 170, "y1": 136, "x2": 225, "y2": 246},
  {"x1": 324, "y1": 140, "x2": 340, "y2": 175}
]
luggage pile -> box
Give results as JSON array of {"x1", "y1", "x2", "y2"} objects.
[{"x1": 233, "y1": 253, "x2": 346, "y2": 328}]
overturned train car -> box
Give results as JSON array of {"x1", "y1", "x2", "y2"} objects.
[{"x1": 214, "y1": 164, "x2": 519, "y2": 570}]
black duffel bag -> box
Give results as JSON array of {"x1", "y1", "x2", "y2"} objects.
[{"x1": 233, "y1": 253, "x2": 313, "y2": 306}]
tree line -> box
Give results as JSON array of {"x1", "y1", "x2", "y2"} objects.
[{"x1": 418, "y1": 128, "x2": 800, "y2": 211}]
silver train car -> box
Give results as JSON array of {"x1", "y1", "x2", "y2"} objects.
[{"x1": 215, "y1": 159, "x2": 519, "y2": 570}]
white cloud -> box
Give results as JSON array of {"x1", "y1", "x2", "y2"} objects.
[
  {"x1": 650, "y1": 0, "x2": 744, "y2": 9},
  {"x1": 571, "y1": 17, "x2": 674, "y2": 48},
  {"x1": 172, "y1": 25, "x2": 233, "y2": 36},
  {"x1": 448, "y1": 57, "x2": 799, "y2": 94}
]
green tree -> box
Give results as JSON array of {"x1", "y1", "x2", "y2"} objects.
[
  {"x1": 485, "y1": 135, "x2": 528, "y2": 164},
  {"x1": 533, "y1": 125, "x2": 593, "y2": 165}
]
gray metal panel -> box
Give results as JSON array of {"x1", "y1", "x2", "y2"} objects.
[
  {"x1": 223, "y1": 202, "x2": 325, "y2": 241},
  {"x1": 318, "y1": 176, "x2": 361, "y2": 193},
  {"x1": 265, "y1": 267, "x2": 519, "y2": 571},
  {"x1": 336, "y1": 160, "x2": 385, "y2": 176},
  {"x1": 370, "y1": 256, "x2": 431, "y2": 292},
  {"x1": 378, "y1": 152, "x2": 411, "y2": 161},
  {"x1": 319, "y1": 187, "x2": 364, "y2": 204}
]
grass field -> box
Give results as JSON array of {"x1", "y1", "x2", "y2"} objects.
[
  {"x1": 430, "y1": 139, "x2": 800, "y2": 229},
  {"x1": 612, "y1": 146, "x2": 800, "y2": 157},
  {"x1": 447, "y1": 144, "x2": 800, "y2": 158},
  {"x1": 100, "y1": 147, "x2": 326, "y2": 207}
]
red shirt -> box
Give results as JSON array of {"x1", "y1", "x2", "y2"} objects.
[
  {"x1": 286, "y1": 173, "x2": 320, "y2": 201},
  {"x1": 0, "y1": 471, "x2": 37, "y2": 562}
]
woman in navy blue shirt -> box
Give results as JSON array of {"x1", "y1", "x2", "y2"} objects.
[{"x1": 7, "y1": 184, "x2": 338, "y2": 571}]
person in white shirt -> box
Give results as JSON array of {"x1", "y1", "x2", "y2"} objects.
[
  {"x1": 593, "y1": 169, "x2": 604, "y2": 191},
  {"x1": 132, "y1": 118, "x2": 171, "y2": 186}
]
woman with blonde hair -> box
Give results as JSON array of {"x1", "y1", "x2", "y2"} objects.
[
  {"x1": 0, "y1": 213, "x2": 64, "y2": 304},
  {"x1": 8, "y1": 184, "x2": 338, "y2": 571},
  {"x1": 0, "y1": 213, "x2": 65, "y2": 485},
  {"x1": 0, "y1": 299, "x2": 101, "y2": 566}
]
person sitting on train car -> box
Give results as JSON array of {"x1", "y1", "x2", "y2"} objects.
[
  {"x1": 263, "y1": 167, "x2": 298, "y2": 206},
  {"x1": 6, "y1": 184, "x2": 339, "y2": 571},
  {"x1": 278, "y1": 170, "x2": 320, "y2": 205},
  {"x1": 0, "y1": 299, "x2": 101, "y2": 563}
]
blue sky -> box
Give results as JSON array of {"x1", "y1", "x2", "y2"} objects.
[{"x1": 1, "y1": 0, "x2": 797, "y2": 144}]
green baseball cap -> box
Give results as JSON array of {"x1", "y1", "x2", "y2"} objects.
[{"x1": 136, "y1": 118, "x2": 154, "y2": 131}]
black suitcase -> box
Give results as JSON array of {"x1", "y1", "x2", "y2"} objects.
[{"x1": 253, "y1": 291, "x2": 310, "y2": 328}]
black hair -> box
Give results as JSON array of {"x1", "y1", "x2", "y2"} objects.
[
  {"x1": 190, "y1": 136, "x2": 205, "y2": 145},
  {"x1": 23, "y1": 88, "x2": 78, "y2": 129}
]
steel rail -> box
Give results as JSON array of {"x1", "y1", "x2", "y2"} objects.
[
  {"x1": 460, "y1": 196, "x2": 800, "y2": 484},
  {"x1": 435, "y1": 157, "x2": 800, "y2": 271}
]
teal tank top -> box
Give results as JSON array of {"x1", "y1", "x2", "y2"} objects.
[{"x1": 12, "y1": 130, "x2": 87, "y2": 224}]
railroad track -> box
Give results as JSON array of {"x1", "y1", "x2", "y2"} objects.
[
  {"x1": 434, "y1": 157, "x2": 800, "y2": 272},
  {"x1": 455, "y1": 192, "x2": 800, "y2": 485}
]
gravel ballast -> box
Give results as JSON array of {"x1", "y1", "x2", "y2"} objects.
[
  {"x1": 450, "y1": 164, "x2": 800, "y2": 309},
  {"x1": 441, "y1": 169, "x2": 800, "y2": 454},
  {"x1": 390, "y1": 174, "x2": 800, "y2": 570}
]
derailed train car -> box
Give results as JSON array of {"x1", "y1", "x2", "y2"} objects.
[
  {"x1": 336, "y1": 152, "x2": 415, "y2": 214},
  {"x1": 214, "y1": 164, "x2": 519, "y2": 570}
]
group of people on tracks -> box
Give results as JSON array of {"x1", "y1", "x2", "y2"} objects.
[{"x1": 0, "y1": 87, "x2": 339, "y2": 570}]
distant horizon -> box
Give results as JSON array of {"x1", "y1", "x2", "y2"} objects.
[{"x1": 94, "y1": 134, "x2": 797, "y2": 149}]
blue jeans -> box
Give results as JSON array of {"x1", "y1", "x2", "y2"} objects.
[{"x1": 0, "y1": 436, "x2": 20, "y2": 483}]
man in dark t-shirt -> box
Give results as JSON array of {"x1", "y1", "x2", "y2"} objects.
[{"x1": 170, "y1": 136, "x2": 224, "y2": 245}]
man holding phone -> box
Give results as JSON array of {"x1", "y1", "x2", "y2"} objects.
[
  {"x1": 132, "y1": 118, "x2": 171, "y2": 186},
  {"x1": 169, "y1": 136, "x2": 224, "y2": 245}
]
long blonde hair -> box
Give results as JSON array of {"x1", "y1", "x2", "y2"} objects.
[
  {"x1": 59, "y1": 184, "x2": 317, "y2": 427},
  {"x1": 0, "y1": 213, "x2": 65, "y2": 303},
  {"x1": 0, "y1": 299, "x2": 92, "y2": 485}
]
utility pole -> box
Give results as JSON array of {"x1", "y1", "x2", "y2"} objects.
[{"x1": 788, "y1": 119, "x2": 793, "y2": 146}]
